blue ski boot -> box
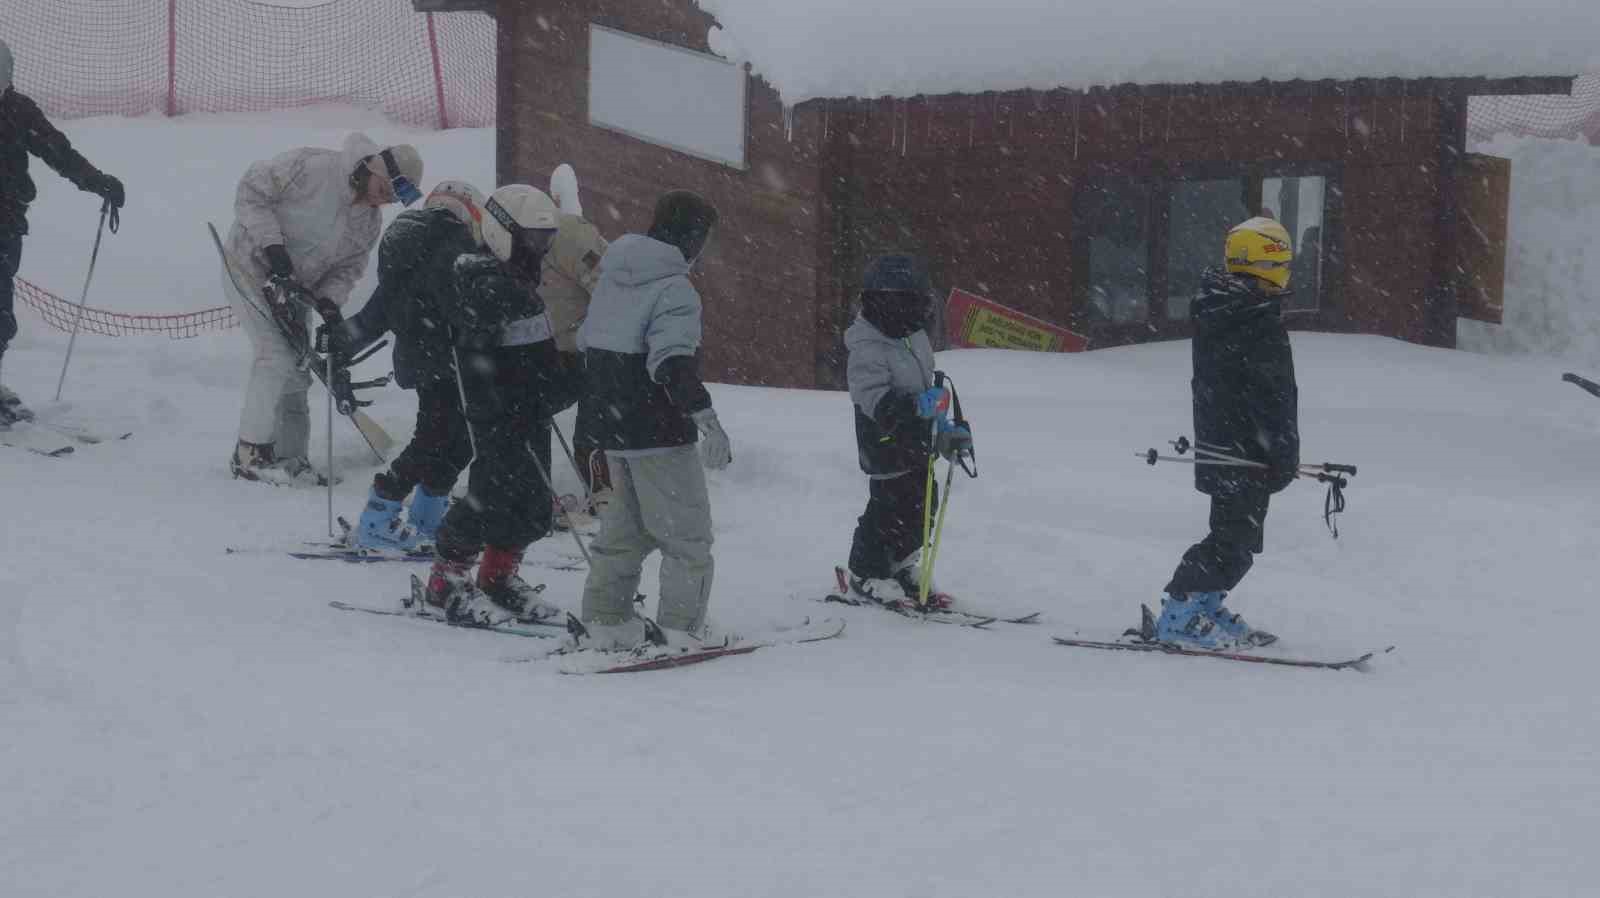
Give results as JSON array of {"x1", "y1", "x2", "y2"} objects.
[
  {"x1": 1151, "y1": 592, "x2": 1239, "y2": 649},
  {"x1": 405, "y1": 487, "x2": 450, "y2": 548},
  {"x1": 1194, "y1": 591, "x2": 1277, "y2": 647},
  {"x1": 354, "y1": 487, "x2": 412, "y2": 550}
]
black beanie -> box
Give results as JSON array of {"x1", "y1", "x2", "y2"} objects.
[{"x1": 648, "y1": 190, "x2": 719, "y2": 262}]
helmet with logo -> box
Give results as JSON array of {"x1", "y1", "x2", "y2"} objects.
[
  {"x1": 424, "y1": 180, "x2": 487, "y2": 246},
  {"x1": 1224, "y1": 216, "x2": 1294, "y2": 291},
  {"x1": 481, "y1": 184, "x2": 560, "y2": 265}
]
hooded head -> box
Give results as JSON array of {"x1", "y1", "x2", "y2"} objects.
[
  {"x1": 550, "y1": 163, "x2": 583, "y2": 217},
  {"x1": 1, "y1": 39, "x2": 14, "y2": 92},
  {"x1": 348, "y1": 139, "x2": 424, "y2": 206},
  {"x1": 647, "y1": 190, "x2": 718, "y2": 264},
  {"x1": 859, "y1": 254, "x2": 933, "y2": 339}
]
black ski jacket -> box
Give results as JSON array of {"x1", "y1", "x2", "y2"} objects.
[
  {"x1": 338, "y1": 207, "x2": 476, "y2": 389},
  {"x1": 1189, "y1": 268, "x2": 1300, "y2": 497},
  {"x1": 0, "y1": 87, "x2": 102, "y2": 236},
  {"x1": 448, "y1": 253, "x2": 582, "y2": 424}
]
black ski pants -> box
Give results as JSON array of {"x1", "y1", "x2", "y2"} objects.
[
  {"x1": 435, "y1": 393, "x2": 554, "y2": 563},
  {"x1": 1164, "y1": 489, "x2": 1270, "y2": 595},
  {"x1": 0, "y1": 232, "x2": 23, "y2": 356},
  {"x1": 848, "y1": 470, "x2": 939, "y2": 579},
  {"x1": 372, "y1": 381, "x2": 474, "y2": 500}
]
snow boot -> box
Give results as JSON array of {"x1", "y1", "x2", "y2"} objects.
[
  {"x1": 475, "y1": 546, "x2": 563, "y2": 622},
  {"x1": 354, "y1": 486, "x2": 411, "y2": 549},
  {"x1": 405, "y1": 487, "x2": 450, "y2": 547},
  {"x1": 1193, "y1": 591, "x2": 1277, "y2": 647},
  {"x1": 1152, "y1": 592, "x2": 1239, "y2": 650}
]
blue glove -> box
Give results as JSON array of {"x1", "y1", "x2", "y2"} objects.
[
  {"x1": 915, "y1": 386, "x2": 951, "y2": 419},
  {"x1": 934, "y1": 418, "x2": 973, "y2": 461}
]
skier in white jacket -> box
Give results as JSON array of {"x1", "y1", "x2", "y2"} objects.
[{"x1": 222, "y1": 132, "x2": 423, "y2": 486}]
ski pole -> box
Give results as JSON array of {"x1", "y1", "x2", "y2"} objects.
[
  {"x1": 326, "y1": 351, "x2": 335, "y2": 537},
  {"x1": 549, "y1": 415, "x2": 593, "y2": 511},
  {"x1": 449, "y1": 346, "x2": 479, "y2": 462},
  {"x1": 53, "y1": 200, "x2": 116, "y2": 402},
  {"x1": 525, "y1": 437, "x2": 593, "y2": 567}
]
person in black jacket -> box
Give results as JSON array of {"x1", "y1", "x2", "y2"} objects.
[
  {"x1": 323, "y1": 180, "x2": 485, "y2": 550},
  {"x1": 420, "y1": 184, "x2": 583, "y2": 627},
  {"x1": 1155, "y1": 216, "x2": 1300, "y2": 649},
  {"x1": 0, "y1": 39, "x2": 124, "y2": 425}
]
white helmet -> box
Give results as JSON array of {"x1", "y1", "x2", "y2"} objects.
[
  {"x1": 424, "y1": 179, "x2": 487, "y2": 246},
  {"x1": 550, "y1": 163, "x2": 583, "y2": 217},
  {"x1": 482, "y1": 184, "x2": 560, "y2": 264},
  {"x1": 1, "y1": 39, "x2": 13, "y2": 92}
]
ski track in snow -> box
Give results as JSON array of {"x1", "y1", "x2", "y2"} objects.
[{"x1": 2, "y1": 109, "x2": 1598, "y2": 898}]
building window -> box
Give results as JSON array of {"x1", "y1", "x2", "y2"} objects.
[
  {"x1": 587, "y1": 24, "x2": 747, "y2": 169},
  {"x1": 1074, "y1": 168, "x2": 1337, "y2": 328},
  {"x1": 1077, "y1": 179, "x2": 1154, "y2": 324},
  {"x1": 1263, "y1": 176, "x2": 1328, "y2": 314}
]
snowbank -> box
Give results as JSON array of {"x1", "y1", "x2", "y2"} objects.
[
  {"x1": 700, "y1": 0, "x2": 1599, "y2": 104},
  {"x1": 1459, "y1": 134, "x2": 1600, "y2": 367}
]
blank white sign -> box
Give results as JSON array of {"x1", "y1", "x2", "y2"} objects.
[{"x1": 588, "y1": 24, "x2": 747, "y2": 170}]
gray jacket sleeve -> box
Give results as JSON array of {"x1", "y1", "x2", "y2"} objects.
[
  {"x1": 311, "y1": 215, "x2": 380, "y2": 306},
  {"x1": 232, "y1": 150, "x2": 312, "y2": 251},
  {"x1": 848, "y1": 338, "x2": 896, "y2": 421},
  {"x1": 644, "y1": 277, "x2": 703, "y2": 382}
]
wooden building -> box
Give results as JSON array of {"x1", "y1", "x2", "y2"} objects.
[{"x1": 415, "y1": 0, "x2": 1575, "y2": 389}]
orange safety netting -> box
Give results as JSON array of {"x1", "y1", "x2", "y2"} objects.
[{"x1": 2, "y1": 0, "x2": 494, "y2": 337}]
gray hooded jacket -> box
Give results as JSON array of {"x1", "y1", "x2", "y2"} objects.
[
  {"x1": 578, "y1": 233, "x2": 709, "y2": 454},
  {"x1": 846, "y1": 315, "x2": 935, "y2": 477},
  {"x1": 225, "y1": 132, "x2": 383, "y2": 308}
]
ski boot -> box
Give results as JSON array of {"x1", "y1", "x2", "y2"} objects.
[
  {"x1": 424, "y1": 557, "x2": 474, "y2": 619},
  {"x1": 405, "y1": 487, "x2": 450, "y2": 548},
  {"x1": 1193, "y1": 591, "x2": 1277, "y2": 647},
  {"x1": 565, "y1": 613, "x2": 649, "y2": 652},
  {"x1": 0, "y1": 384, "x2": 33, "y2": 427},
  {"x1": 230, "y1": 440, "x2": 326, "y2": 488},
  {"x1": 472, "y1": 546, "x2": 563, "y2": 623},
  {"x1": 1150, "y1": 592, "x2": 1239, "y2": 650},
  {"x1": 354, "y1": 486, "x2": 412, "y2": 550}
]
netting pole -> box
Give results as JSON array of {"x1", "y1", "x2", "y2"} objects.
[
  {"x1": 425, "y1": 13, "x2": 450, "y2": 130},
  {"x1": 165, "y1": 0, "x2": 177, "y2": 117}
]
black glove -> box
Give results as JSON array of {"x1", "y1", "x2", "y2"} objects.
[
  {"x1": 262, "y1": 244, "x2": 295, "y2": 280},
  {"x1": 313, "y1": 295, "x2": 342, "y2": 325},
  {"x1": 315, "y1": 320, "x2": 353, "y2": 365},
  {"x1": 83, "y1": 172, "x2": 124, "y2": 209}
]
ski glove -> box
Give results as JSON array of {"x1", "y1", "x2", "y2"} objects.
[
  {"x1": 934, "y1": 418, "x2": 973, "y2": 461},
  {"x1": 262, "y1": 244, "x2": 295, "y2": 280},
  {"x1": 915, "y1": 386, "x2": 951, "y2": 419},
  {"x1": 83, "y1": 172, "x2": 124, "y2": 209},
  {"x1": 313, "y1": 295, "x2": 342, "y2": 325},
  {"x1": 315, "y1": 320, "x2": 353, "y2": 365},
  {"x1": 691, "y1": 408, "x2": 732, "y2": 470}
]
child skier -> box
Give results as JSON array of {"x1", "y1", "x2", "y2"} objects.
[
  {"x1": 574, "y1": 189, "x2": 732, "y2": 651},
  {"x1": 323, "y1": 180, "x2": 487, "y2": 551},
  {"x1": 1154, "y1": 216, "x2": 1300, "y2": 648},
  {"x1": 843, "y1": 254, "x2": 971, "y2": 608},
  {"x1": 420, "y1": 184, "x2": 583, "y2": 626}
]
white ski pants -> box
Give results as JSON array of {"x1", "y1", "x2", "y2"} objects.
[
  {"x1": 225, "y1": 267, "x2": 311, "y2": 459},
  {"x1": 581, "y1": 445, "x2": 715, "y2": 633}
]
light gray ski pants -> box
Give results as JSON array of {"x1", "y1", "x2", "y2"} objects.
[
  {"x1": 225, "y1": 267, "x2": 312, "y2": 460},
  {"x1": 581, "y1": 444, "x2": 715, "y2": 632}
]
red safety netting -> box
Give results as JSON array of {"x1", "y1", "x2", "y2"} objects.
[
  {"x1": 1469, "y1": 73, "x2": 1600, "y2": 145},
  {"x1": 2, "y1": 0, "x2": 495, "y2": 337}
]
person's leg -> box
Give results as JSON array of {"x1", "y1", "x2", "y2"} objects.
[
  {"x1": 580, "y1": 454, "x2": 654, "y2": 626},
  {"x1": 634, "y1": 445, "x2": 715, "y2": 634},
  {"x1": 0, "y1": 232, "x2": 27, "y2": 424}
]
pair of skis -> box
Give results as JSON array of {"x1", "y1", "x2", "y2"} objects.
[
  {"x1": 0, "y1": 419, "x2": 131, "y2": 458},
  {"x1": 822, "y1": 566, "x2": 1039, "y2": 628}
]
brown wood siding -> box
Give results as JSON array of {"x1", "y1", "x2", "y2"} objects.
[{"x1": 496, "y1": 1, "x2": 823, "y2": 388}]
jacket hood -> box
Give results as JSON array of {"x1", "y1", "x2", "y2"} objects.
[
  {"x1": 340, "y1": 132, "x2": 382, "y2": 182},
  {"x1": 1192, "y1": 267, "x2": 1282, "y2": 324},
  {"x1": 601, "y1": 233, "x2": 691, "y2": 288}
]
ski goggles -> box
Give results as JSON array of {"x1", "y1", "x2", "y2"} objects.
[{"x1": 380, "y1": 149, "x2": 422, "y2": 206}]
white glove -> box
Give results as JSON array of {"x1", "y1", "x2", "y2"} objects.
[{"x1": 691, "y1": 408, "x2": 732, "y2": 470}]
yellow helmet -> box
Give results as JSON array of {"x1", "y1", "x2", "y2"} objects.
[{"x1": 1225, "y1": 216, "x2": 1294, "y2": 290}]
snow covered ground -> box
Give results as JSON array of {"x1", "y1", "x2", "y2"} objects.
[{"x1": 4, "y1": 110, "x2": 1599, "y2": 897}]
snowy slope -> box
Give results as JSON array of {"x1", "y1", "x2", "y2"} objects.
[{"x1": 4, "y1": 110, "x2": 1600, "y2": 898}]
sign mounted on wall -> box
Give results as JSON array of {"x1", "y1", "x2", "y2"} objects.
[{"x1": 945, "y1": 288, "x2": 1087, "y2": 352}]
